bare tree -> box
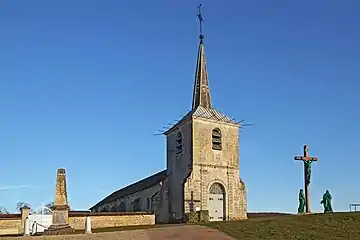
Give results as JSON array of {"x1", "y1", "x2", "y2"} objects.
[
  {"x1": 43, "y1": 202, "x2": 54, "y2": 214},
  {"x1": 33, "y1": 202, "x2": 54, "y2": 214},
  {"x1": 45, "y1": 202, "x2": 54, "y2": 209},
  {"x1": 16, "y1": 201, "x2": 31, "y2": 212},
  {"x1": 0, "y1": 207, "x2": 9, "y2": 214}
]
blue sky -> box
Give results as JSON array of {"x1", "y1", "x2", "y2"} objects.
[{"x1": 0, "y1": 0, "x2": 359, "y2": 213}]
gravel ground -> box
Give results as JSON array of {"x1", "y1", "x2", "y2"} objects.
[{"x1": 3, "y1": 225, "x2": 235, "y2": 240}]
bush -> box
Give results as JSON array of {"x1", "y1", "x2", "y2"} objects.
[
  {"x1": 198, "y1": 210, "x2": 209, "y2": 223},
  {"x1": 185, "y1": 212, "x2": 199, "y2": 223},
  {"x1": 185, "y1": 210, "x2": 209, "y2": 223}
]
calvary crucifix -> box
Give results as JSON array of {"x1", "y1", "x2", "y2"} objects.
[{"x1": 294, "y1": 145, "x2": 318, "y2": 213}]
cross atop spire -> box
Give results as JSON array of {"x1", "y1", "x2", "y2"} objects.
[
  {"x1": 192, "y1": 4, "x2": 212, "y2": 110},
  {"x1": 197, "y1": 4, "x2": 204, "y2": 42}
]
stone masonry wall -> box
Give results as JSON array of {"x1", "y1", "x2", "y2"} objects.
[
  {"x1": 166, "y1": 119, "x2": 192, "y2": 220},
  {"x1": 0, "y1": 214, "x2": 22, "y2": 235},
  {"x1": 68, "y1": 212, "x2": 155, "y2": 230},
  {"x1": 0, "y1": 212, "x2": 155, "y2": 235}
]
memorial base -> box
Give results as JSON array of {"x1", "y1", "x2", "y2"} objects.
[
  {"x1": 42, "y1": 204, "x2": 74, "y2": 235},
  {"x1": 43, "y1": 225, "x2": 75, "y2": 235}
]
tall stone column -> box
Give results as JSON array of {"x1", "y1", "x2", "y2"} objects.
[{"x1": 44, "y1": 168, "x2": 74, "y2": 235}]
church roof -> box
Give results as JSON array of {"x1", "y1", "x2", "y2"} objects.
[
  {"x1": 164, "y1": 106, "x2": 239, "y2": 135},
  {"x1": 89, "y1": 170, "x2": 167, "y2": 210},
  {"x1": 192, "y1": 37, "x2": 212, "y2": 109},
  {"x1": 192, "y1": 106, "x2": 237, "y2": 123}
]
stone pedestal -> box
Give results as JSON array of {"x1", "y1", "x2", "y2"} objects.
[
  {"x1": 85, "y1": 216, "x2": 92, "y2": 234},
  {"x1": 43, "y1": 168, "x2": 75, "y2": 235},
  {"x1": 44, "y1": 226, "x2": 74, "y2": 235},
  {"x1": 24, "y1": 218, "x2": 30, "y2": 236}
]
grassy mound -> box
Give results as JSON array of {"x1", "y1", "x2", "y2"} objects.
[{"x1": 207, "y1": 212, "x2": 360, "y2": 240}]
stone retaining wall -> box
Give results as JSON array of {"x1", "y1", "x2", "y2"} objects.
[
  {"x1": 0, "y1": 211, "x2": 155, "y2": 235},
  {"x1": 0, "y1": 214, "x2": 22, "y2": 235},
  {"x1": 69, "y1": 212, "x2": 155, "y2": 230}
]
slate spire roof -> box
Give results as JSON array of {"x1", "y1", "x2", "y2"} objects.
[{"x1": 192, "y1": 36, "x2": 212, "y2": 110}]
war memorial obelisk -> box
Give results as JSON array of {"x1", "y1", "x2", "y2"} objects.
[{"x1": 44, "y1": 168, "x2": 75, "y2": 235}]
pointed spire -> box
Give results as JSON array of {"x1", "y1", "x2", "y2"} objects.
[{"x1": 192, "y1": 4, "x2": 212, "y2": 110}]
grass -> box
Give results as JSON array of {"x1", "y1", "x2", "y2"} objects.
[{"x1": 206, "y1": 212, "x2": 360, "y2": 240}]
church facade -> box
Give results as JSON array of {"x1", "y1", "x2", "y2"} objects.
[{"x1": 90, "y1": 31, "x2": 247, "y2": 222}]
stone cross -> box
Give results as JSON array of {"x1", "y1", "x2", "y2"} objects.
[
  {"x1": 294, "y1": 145, "x2": 318, "y2": 213},
  {"x1": 189, "y1": 191, "x2": 195, "y2": 212}
]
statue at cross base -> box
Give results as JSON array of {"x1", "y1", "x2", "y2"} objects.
[
  {"x1": 320, "y1": 190, "x2": 333, "y2": 213},
  {"x1": 297, "y1": 189, "x2": 305, "y2": 214}
]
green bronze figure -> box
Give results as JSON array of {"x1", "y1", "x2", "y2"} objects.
[
  {"x1": 320, "y1": 190, "x2": 333, "y2": 213},
  {"x1": 304, "y1": 160, "x2": 312, "y2": 184},
  {"x1": 297, "y1": 189, "x2": 305, "y2": 214}
]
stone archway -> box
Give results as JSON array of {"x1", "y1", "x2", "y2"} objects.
[{"x1": 208, "y1": 182, "x2": 226, "y2": 221}]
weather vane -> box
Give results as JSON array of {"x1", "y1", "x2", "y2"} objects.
[{"x1": 197, "y1": 4, "x2": 204, "y2": 40}]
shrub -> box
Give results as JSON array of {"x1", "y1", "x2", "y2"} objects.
[{"x1": 185, "y1": 210, "x2": 209, "y2": 223}]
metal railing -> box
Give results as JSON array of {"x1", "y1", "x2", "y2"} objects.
[
  {"x1": 28, "y1": 219, "x2": 50, "y2": 235},
  {"x1": 349, "y1": 203, "x2": 360, "y2": 212}
]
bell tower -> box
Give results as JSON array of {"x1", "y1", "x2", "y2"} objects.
[{"x1": 163, "y1": 4, "x2": 247, "y2": 222}]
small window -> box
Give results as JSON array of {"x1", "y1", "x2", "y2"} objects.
[
  {"x1": 146, "y1": 198, "x2": 151, "y2": 210},
  {"x1": 132, "y1": 198, "x2": 141, "y2": 212},
  {"x1": 111, "y1": 204, "x2": 118, "y2": 212},
  {"x1": 212, "y1": 128, "x2": 222, "y2": 150},
  {"x1": 118, "y1": 202, "x2": 126, "y2": 212},
  {"x1": 176, "y1": 132, "x2": 183, "y2": 154}
]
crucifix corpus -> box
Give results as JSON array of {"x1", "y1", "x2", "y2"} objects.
[{"x1": 294, "y1": 145, "x2": 318, "y2": 213}]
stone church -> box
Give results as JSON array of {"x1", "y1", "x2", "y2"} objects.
[{"x1": 90, "y1": 23, "x2": 247, "y2": 222}]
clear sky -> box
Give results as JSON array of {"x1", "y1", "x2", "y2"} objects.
[{"x1": 0, "y1": 0, "x2": 359, "y2": 213}]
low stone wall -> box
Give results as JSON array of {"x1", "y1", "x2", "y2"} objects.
[
  {"x1": 0, "y1": 214, "x2": 22, "y2": 235},
  {"x1": 69, "y1": 212, "x2": 155, "y2": 230}
]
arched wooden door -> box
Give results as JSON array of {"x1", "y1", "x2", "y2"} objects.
[{"x1": 208, "y1": 183, "x2": 226, "y2": 221}]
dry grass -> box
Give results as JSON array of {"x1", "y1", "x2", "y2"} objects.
[{"x1": 207, "y1": 212, "x2": 360, "y2": 240}]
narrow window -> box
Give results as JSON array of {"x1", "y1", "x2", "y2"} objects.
[
  {"x1": 111, "y1": 204, "x2": 118, "y2": 212},
  {"x1": 119, "y1": 202, "x2": 126, "y2": 212},
  {"x1": 132, "y1": 198, "x2": 141, "y2": 212},
  {"x1": 147, "y1": 198, "x2": 151, "y2": 210},
  {"x1": 212, "y1": 128, "x2": 222, "y2": 150},
  {"x1": 176, "y1": 132, "x2": 183, "y2": 154}
]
